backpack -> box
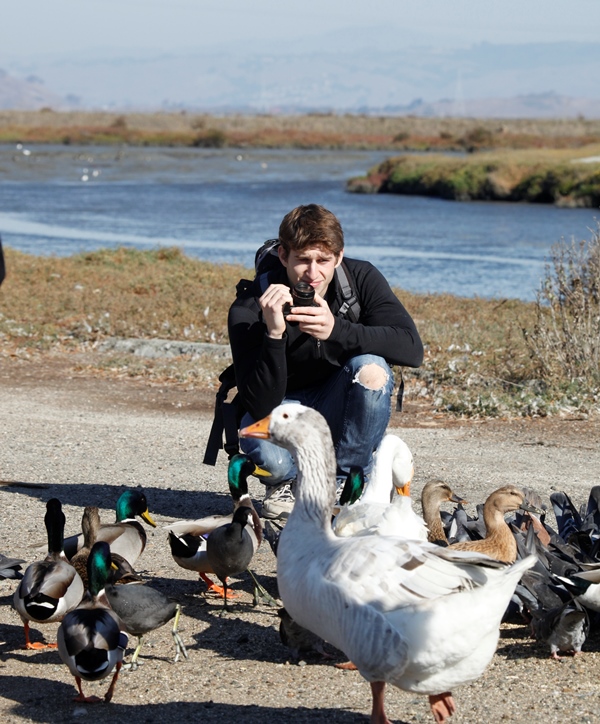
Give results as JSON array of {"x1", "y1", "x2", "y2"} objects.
[{"x1": 202, "y1": 239, "x2": 361, "y2": 465}]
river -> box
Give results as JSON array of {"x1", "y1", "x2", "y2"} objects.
[{"x1": 0, "y1": 145, "x2": 597, "y2": 301}]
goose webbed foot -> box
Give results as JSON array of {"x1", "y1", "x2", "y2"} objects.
[
  {"x1": 334, "y1": 660, "x2": 357, "y2": 670},
  {"x1": 429, "y1": 692, "x2": 456, "y2": 724}
]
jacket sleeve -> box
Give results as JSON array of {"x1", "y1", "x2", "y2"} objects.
[
  {"x1": 227, "y1": 298, "x2": 289, "y2": 421},
  {"x1": 326, "y1": 262, "x2": 423, "y2": 368}
]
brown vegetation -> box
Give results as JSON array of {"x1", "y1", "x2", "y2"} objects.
[
  {"x1": 1, "y1": 241, "x2": 598, "y2": 419},
  {"x1": 1, "y1": 110, "x2": 600, "y2": 150}
]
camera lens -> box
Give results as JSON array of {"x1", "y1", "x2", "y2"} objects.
[{"x1": 292, "y1": 282, "x2": 315, "y2": 306}]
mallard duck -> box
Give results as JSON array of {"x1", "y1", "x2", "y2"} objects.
[
  {"x1": 71, "y1": 507, "x2": 143, "y2": 588},
  {"x1": 57, "y1": 541, "x2": 128, "y2": 703},
  {"x1": 448, "y1": 485, "x2": 537, "y2": 563},
  {"x1": 333, "y1": 434, "x2": 424, "y2": 540},
  {"x1": 421, "y1": 480, "x2": 467, "y2": 545},
  {"x1": 13, "y1": 498, "x2": 84, "y2": 650},
  {"x1": 104, "y1": 581, "x2": 188, "y2": 670},
  {"x1": 63, "y1": 489, "x2": 156, "y2": 566},
  {"x1": 165, "y1": 453, "x2": 265, "y2": 598},
  {"x1": 0, "y1": 552, "x2": 25, "y2": 580},
  {"x1": 241, "y1": 404, "x2": 536, "y2": 724}
]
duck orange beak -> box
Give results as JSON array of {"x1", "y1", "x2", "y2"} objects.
[{"x1": 240, "y1": 415, "x2": 271, "y2": 440}]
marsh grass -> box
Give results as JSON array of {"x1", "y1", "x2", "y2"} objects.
[
  {"x1": 2, "y1": 111, "x2": 600, "y2": 151},
  {"x1": 0, "y1": 245, "x2": 597, "y2": 418},
  {"x1": 348, "y1": 147, "x2": 600, "y2": 207}
]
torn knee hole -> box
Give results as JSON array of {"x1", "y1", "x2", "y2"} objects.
[{"x1": 354, "y1": 363, "x2": 388, "y2": 390}]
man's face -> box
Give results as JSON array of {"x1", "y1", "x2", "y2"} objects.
[{"x1": 278, "y1": 245, "x2": 343, "y2": 298}]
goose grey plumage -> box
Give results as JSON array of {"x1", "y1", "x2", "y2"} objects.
[{"x1": 240, "y1": 403, "x2": 536, "y2": 724}]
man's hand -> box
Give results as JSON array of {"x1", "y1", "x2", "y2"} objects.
[
  {"x1": 287, "y1": 294, "x2": 335, "y2": 340},
  {"x1": 259, "y1": 284, "x2": 292, "y2": 339}
]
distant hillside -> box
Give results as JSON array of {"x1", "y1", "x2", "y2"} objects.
[
  {"x1": 387, "y1": 93, "x2": 600, "y2": 119},
  {"x1": 4, "y1": 40, "x2": 600, "y2": 115},
  {"x1": 0, "y1": 69, "x2": 65, "y2": 110},
  {"x1": 2, "y1": 39, "x2": 600, "y2": 118}
]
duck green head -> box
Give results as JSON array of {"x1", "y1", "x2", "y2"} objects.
[
  {"x1": 87, "y1": 541, "x2": 112, "y2": 597},
  {"x1": 227, "y1": 454, "x2": 270, "y2": 502},
  {"x1": 44, "y1": 498, "x2": 66, "y2": 555},
  {"x1": 115, "y1": 489, "x2": 157, "y2": 527},
  {"x1": 339, "y1": 467, "x2": 365, "y2": 507}
]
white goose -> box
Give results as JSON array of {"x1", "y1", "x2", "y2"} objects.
[
  {"x1": 241, "y1": 404, "x2": 536, "y2": 724},
  {"x1": 333, "y1": 433, "x2": 427, "y2": 541}
]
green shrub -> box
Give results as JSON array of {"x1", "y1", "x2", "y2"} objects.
[{"x1": 192, "y1": 128, "x2": 227, "y2": 148}]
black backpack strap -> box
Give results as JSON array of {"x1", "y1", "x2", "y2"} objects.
[
  {"x1": 202, "y1": 364, "x2": 240, "y2": 466},
  {"x1": 395, "y1": 371, "x2": 404, "y2": 412},
  {"x1": 255, "y1": 238, "x2": 280, "y2": 270},
  {"x1": 335, "y1": 262, "x2": 360, "y2": 322}
]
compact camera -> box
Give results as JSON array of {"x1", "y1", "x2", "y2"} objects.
[{"x1": 283, "y1": 282, "x2": 318, "y2": 317}]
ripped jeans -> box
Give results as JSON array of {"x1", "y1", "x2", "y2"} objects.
[{"x1": 239, "y1": 354, "x2": 395, "y2": 486}]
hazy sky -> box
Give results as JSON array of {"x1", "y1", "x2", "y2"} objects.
[{"x1": 3, "y1": 0, "x2": 600, "y2": 59}]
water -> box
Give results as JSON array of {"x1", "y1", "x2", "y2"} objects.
[{"x1": 0, "y1": 145, "x2": 597, "y2": 301}]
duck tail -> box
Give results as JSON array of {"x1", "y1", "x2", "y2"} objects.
[{"x1": 508, "y1": 554, "x2": 537, "y2": 580}]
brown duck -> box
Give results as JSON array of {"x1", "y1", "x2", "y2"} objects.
[
  {"x1": 449, "y1": 484, "x2": 537, "y2": 563},
  {"x1": 420, "y1": 479, "x2": 467, "y2": 545}
]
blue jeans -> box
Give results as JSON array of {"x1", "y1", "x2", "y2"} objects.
[{"x1": 239, "y1": 354, "x2": 394, "y2": 486}]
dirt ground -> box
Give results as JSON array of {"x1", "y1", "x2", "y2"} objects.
[{"x1": 1, "y1": 351, "x2": 600, "y2": 724}]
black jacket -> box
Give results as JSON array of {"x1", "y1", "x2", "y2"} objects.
[{"x1": 228, "y1": 256, "x2": 423, "y2": 420}]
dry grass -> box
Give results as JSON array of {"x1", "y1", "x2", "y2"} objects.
[
  {"x1": 2, "y1": 110, "x2": 600, "y2": 150},
  {"x1": 524, "y1": 224, "x2": 600, "y2": 401},
  {"x1": 0, "y1": 244, "x2": 597, "y2": 418},
  {"x1": 0, "y1": 246, "x2": 241, "y2": 347}
]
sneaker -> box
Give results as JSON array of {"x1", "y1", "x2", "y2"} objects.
[{"x1": 262, "y1": 481, "x2": 296, "y2": 520}]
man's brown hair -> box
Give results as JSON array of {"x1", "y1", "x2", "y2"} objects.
[{"x1": 278, "y1": 204, "x2": 344, "y2": 257}]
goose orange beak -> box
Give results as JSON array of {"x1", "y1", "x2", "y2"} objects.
[
  {"x1": 240, "y1": 415, "x2": 271, "y2": 440},
  {"x1": 395, "y1": 480, "x2": 411, "y2": 497}
]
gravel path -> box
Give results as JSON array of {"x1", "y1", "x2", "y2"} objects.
[{"x1": 1, "y1": 356, "x2": 600, "y2": 723}]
